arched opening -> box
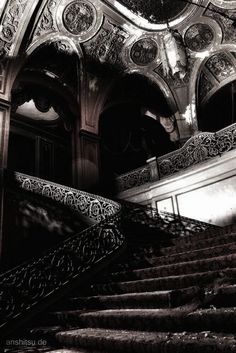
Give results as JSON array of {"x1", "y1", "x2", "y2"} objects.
[
  {"x1": 198, "y1": 80, "x2": 236, "y2": 132},
  {"x1": 8, "y1": 42, "x2": 79, "y2": 185},
  {"x1": 2, "y1": 42, "x2": 82, "y2": 270},
  {"x1": 99, "y1": 74, "x2": 179, "y2": 194}
]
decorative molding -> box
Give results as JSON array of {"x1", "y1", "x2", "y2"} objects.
[
  {"x1": 34, "y1": 0, "x2": 57, "y2": 38},
  {"x1": 205, "y1": 51, "x2": 236, "y2": 81},
  {"x1": 83, "y1": 19, "x2": 129, "y2": 68},
  {"x1": 0, "y1": 0, "x2": 28, "y2": 58}
]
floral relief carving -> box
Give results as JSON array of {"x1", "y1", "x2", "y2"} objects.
[
  {"x1": 206, "y1": 52, "x2": 236, "y2": 82},
  {"x1": 0, "y1": 0, "x2": 28, "y2": 58},
  {"x1": 63, "y1": 0, "x2": 96, "y2": 35}
]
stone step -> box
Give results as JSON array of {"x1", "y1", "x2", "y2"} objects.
[
  {"x1": 105, "y1": 253, "x2": 236, "y2": 282},
  {"x1": 53, "y1": 287, "x2": 200, "y2": 312},
  {"x1": 57, "y1": 307, "x2": 236, "y2": 333},
  {"x1": 172, "y1": 224, "x2": 236, "y2": 246},
  {"x1": 162, "y1": 233, "x2": 236, "y2": 255},
  {"x1": 55, "y1": 328, "x2": 236, "y2": 353},
  {"x1": 92, "y1": 268, "x2": 236, "y2": 295},
  {"x1": 150, "y1": 242, "x2": 236, "y2": 267}
]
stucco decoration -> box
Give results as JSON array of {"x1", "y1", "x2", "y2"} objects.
[
  {"x1": 206, "y1": 52, "x2": 236, "y2": 82},
  {"x1": 34, "y1": 0, "x2": 57, "y2": 38},
  {"x1": 63, "y1": 0, "x2": 96, "y2": 35},
  {"x1": 185, "y1": 23, "x2": 215, "y2": 52},
  {"x1": 83, "y1": 20, "x2": 129, "y2": 68},
  {"x1": 57, "y1": 0, "x2": 103, "y2": 42},
  {"x1": 0, "y1": 0, "x2": 28, "y2": 58},
  {"x1": 130, "y1": 38, "x2": 158, "y2": 66}
]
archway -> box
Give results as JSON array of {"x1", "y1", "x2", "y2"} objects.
[
  {"x1": 8, "y1": 42, "x2": 80, "y2": 185},
  {"x1": 197, "y1": 51, "x2": 236, "y2": 132},
  {"x1": 99, "y1": 74, "x2": 179, "y2": 194}
]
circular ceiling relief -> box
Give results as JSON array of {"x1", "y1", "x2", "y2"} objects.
[
  {"x1": 185, "y1": 23, "x2": 214, "y2": 52},
  {"x1": 131, "y1": 38, "x2": 158, "y2": 66},
  {"x1": 63, "y1": 0, "x2": 96, "y2": 35}
]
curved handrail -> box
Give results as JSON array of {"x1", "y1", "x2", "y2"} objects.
[
  {"x1": 116, "y1": 123, "x2": 236, "y2": 191},
  {"x1": 0, "y1": 172, "x2": 124, "y2": 337}
]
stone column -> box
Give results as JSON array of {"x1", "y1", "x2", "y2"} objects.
[{"x1": 0, "y1": 102, "x2": 11, "y2": 260}]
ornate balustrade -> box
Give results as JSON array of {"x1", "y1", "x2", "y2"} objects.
[
  {"x1": 119, "y1": 199, "x2": 218, "y2": 237},
  {"x1": 116, "y1": 165, "x2": 151, "y2": 193},
  {"x1": 117, "y1": 123, "x2": 236, "y2": 192},
  {"x1": 0, "y1": 172, "x2": 124, "y2": 337}
]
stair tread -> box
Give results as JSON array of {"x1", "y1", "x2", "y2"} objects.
[
  {"x1": 150, "y1": 242, "x2": 236, "y2": 265},
  {"x1": 55, "y1": 328, "x2": 236, "y2": 352},
  {"x1": 108, "y1": 253, "x2": 236, "y2": 280}
]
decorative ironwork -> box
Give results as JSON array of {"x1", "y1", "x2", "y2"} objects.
[
  {"x1": 130, "y1": 38, "x2": 158, "y2": 66},
  {"x1": 116, "y1": 123, "x2": 236, "y2": 191},
  {"x1": 158, "y1": 123, "x2": 236, "y2": 178},
  {"x1": 120, "y1": 200, "x2": 218, "y2": 237},
  {"x1": 0, "y1": 172, "x2": 123, "y2": 335},
  {"x1": 116, "y1": 165, "x2": 151, "y2": 192},
  {"x1": 185, "y1": 23, "x2": 214, "y2": 52},
  {"x1": 63, "y1": 0, "x2": 96, "y2": 36}
]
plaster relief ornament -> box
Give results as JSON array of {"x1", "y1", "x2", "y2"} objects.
[
  {"x1": 185, "y1": 23, "x2": 214, "y2": 52},
  {"x1": 63, "y1": 0, "x2": 96, "y2": 35},
  {"x1": 130, "y1": 38, "x2": 158, "y2": 66}
]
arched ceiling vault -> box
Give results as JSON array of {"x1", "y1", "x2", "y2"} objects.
[{"x1": 1, "y1": 0, "x2": 236, "y2": 135}]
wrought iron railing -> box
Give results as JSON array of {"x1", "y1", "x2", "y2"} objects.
[
  {"x1": 0, "y1": 172, "x2": 124, "y2": 336},
  {"x1": 117, "y1": 123, "x2": 236, "y2": 192},
  {"x1": 119, "y1": 199, "x2": 219, "y2": 237}
]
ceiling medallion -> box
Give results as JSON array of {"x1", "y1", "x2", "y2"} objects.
[
  {"x1": 63, "y1": 0, "x2": 96, "y2": 35},
  {"x1": 130, "y1": 38, "x2": 158, "y2": 66},
  {"x1": 185, "y1": 23, "x2": 215, "y2": 52}
]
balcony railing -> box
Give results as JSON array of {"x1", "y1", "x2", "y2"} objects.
[{"x1": 117, "y1": 123, "x2": 236, "y2": 192}]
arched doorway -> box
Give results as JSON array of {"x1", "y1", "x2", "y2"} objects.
[
  {"x1": 99, "y1": 74, "x2": 179, "y2": 194},
  {"x1": 8, "y1": 43, "x2": 79, "y2": 185}
]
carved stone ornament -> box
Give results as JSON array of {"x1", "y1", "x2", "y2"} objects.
[
  {"x1": 206, "y1": 52, "x2": 236, "y2": 82},
  {"x1": 185, "y1": 23, "x2": 214, "y2": 52},
  {"x1": 130, "y1": 38, "x2": 158, "y2": 66},
  {"x1": 63, "y1": 0, "x2": 96, "y2": 35}
]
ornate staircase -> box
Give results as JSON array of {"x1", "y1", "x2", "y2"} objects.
[{"x1": 3, "y1": 174, "x2": 236, "y2": 352}]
